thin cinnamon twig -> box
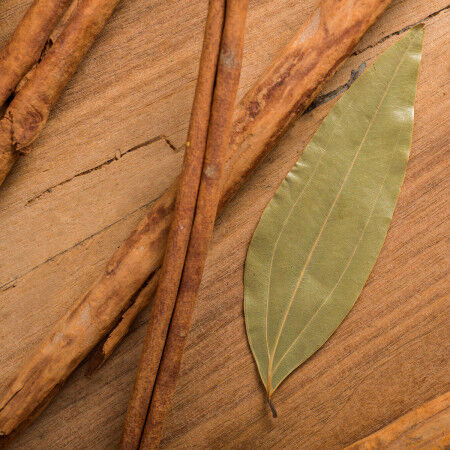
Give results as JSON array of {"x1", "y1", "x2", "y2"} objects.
[
  {"x1": 119, "y1": 1, "x2": 226, "y2": 447},
  {"x1": 139, "y1": 2, "x2": 248, "y2": 446},
  {"x1": 0, "y1": 0, "x2": 121, "y2": 186},
  {"x1": 0, "y1": 0, "x2": 72, "y2": 108},
  {"x1": 0, "y1": 0, "x2": 392, "y2": 442}
]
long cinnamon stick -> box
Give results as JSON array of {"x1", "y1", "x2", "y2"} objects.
[
  {"x1": 139, "y1": 2, "x2": 248, "y2": 446},
  {"x1": 119, "y1": 1, "x2": 226, "y2": 447},
  {"x1": 0, "y1": 0, "x2": 72, "y2": 108},
  {"x1": 0, "y1": 0, "x2": 121, "y2": 186},
  {"x1": 0, "y1": 0, "x2": 391, "y2": 442}
]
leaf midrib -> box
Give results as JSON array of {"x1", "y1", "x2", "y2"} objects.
[
  {"x1": 271, "y1": 118, "x2": 406, "y2": 380},
  {"x1": 263, "y1": 130, "x2": 333, "y2": 388},
  {"x1": 265, "y1": 36, "x2": 414, "y2": 394}
]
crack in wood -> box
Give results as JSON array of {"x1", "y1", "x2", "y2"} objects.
[
  {"x1": 352, "y1": 5, "x2": 449, "y2": 56},
  {"x1": 0, "y1": 196, "x2": 160, "y2": 292},
  {"x1": 25, "y1": 134, "x2": 178, "y2": 206},
  {"x1": 22, "y1": 7, "x2": 447, "y2": 208}
]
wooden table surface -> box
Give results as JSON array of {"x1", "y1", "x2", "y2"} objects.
[{"x1": 0, "y1": 0, "x2": 448, "y2": 448}]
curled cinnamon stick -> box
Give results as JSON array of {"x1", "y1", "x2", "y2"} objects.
[
  {"x1": 0, "y1": 0, "x2": 121, "y2": 186},
  {"x1": 120, "y1": 0, "x2": 226, "y2": 446},
  {"x1": 0, "y1": 0, "x2": 72, "y2": 108},
  {"x1": 14, "y1": 0, "x2": 82, "y2": 94},
  {"x1": 138, "y1": 2, "x2": 248, "y2": 446},
  {"x1": 0, "y1": 0, "x2": 391, "y2": 441}
]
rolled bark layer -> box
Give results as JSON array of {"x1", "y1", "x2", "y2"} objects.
[
  {"x1": 141, "y1": 2, "x2": 248, "y2": 446},
  {"x1": 0, "y1": 0, "x2": 72, "y2": 108},
  {"x1": 0, "y1": 0, "x2": 391, "y2": 441},
  {"x1": 0, "y1": 0, "x2": 121, "y2": 186},
  {"x1": 14, "y1": 0, "x2": 82, "y2": 94},
  {"x1": 120, "y1": 0, "x2": 226, "y2": 446},
  {"x1": 86, "y1": 271, "x2": 161, "y2": 375}
]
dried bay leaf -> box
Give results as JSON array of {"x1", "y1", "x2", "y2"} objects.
[{"x1": 244, "y1": 26, "x2": 424, "y2": 400}]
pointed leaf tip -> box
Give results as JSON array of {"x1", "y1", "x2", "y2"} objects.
[{"x1": 244, "y1": 27, "x2": 423, "y2": 398}]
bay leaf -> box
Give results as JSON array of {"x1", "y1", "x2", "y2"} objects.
[{"x1": 244, "y1": 26, "x2": 424, "y2": 400}]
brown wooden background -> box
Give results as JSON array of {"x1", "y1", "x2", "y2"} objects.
[{"x1": 0, "y1": 0, "x2": 448, "y2": 448}]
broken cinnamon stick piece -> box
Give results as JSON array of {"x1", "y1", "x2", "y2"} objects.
[
  {"x1": 344, "y1": 391, "x2": 450, "y2": 449},
  {"x1": 120, "y1": 1, "x2": 226, "y2": 446},
  {"x1": 86, "y1": 270, "x2": 160, "y2": 375},
  {"x1": 139, "y1": 2, "x2": 248, "y2": 447},
  {"x1": 0, "y1": 0, "x2": 392, "y2": 441},
  {"x1": 0, "y1": 0, "x2": 72, "y2": 108},
  {"x1": 0, "y1": 0, "x2": 121, "y2": 186}
]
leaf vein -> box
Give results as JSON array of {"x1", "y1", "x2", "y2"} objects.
[
  {"x1": 267, "y1": 37, "x2": 414, "y2": 392},
  {"x1": 263, "y1": 127, "x2": 337, "y2": 382},
  {"x1": 272, "y1": 118, "x2": 406, "y2": 377}
]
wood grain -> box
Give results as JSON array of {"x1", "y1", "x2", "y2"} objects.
[
  {"x1": 0, "y1": 0, "x2": 448, "y2": 448},
  {"x1": 345, "y1": 391, "x2": 450, "y2": 449}
]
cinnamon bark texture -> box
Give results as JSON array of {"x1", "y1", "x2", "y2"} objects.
[
  {"x1": 0, "y1": 0, "x2": 72, "y2": 108},
  {"x1": 0, "y1": 0, "x2": 391, "y2": 442},
  {"x1": 345, "y1": 391, "x2": 450, "y2": 449},
  {"x1": 122, "y1": 1, "x2": 248, "y2": 447},
  {"x1": 86, "y1": 271, "x2": 161, "y2": 374},
  {"x1": 141, "y1": 2, "x2": 248, "y2": 446},
  {"x1": 120, "y1": 0, "x2": 226, "y2": 446},
  {"x1": 0, "y1": 0, "x2": 121, "y2": 186},
  {"x1": 14, "y1": 0, "x2": 82, "y2": 94}
]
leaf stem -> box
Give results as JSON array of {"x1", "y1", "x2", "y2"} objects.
[{"x1": 267, "y1": 394, "x2": 278, "y2": 418}]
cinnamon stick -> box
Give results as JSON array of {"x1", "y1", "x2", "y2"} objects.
[
  {"x1": 120, "y1": 0, "x2": 226, "y2": 446},
  {"x1": 14, "y1": 0, "x2": 82, "y2": 94},
  {"x1": 0, "y1": 0, "x2": 391, "y2": 442},
  {"x1": 138, "y1": 2, "x2": 248, "y2": 446},
  {"x1": 0, "y1": 0, "x2": 121, "y2": 186},
  {"x1": 345, "y1": 391, "x2": 450, "y2": 449},
  {"x1": 0, "y1": 0, "x2": 72, "y2": 108}
]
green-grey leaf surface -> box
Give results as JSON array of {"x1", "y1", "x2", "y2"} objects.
[{"x1": 244, "y1": 26, "x2": 423, "y2": 396}]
